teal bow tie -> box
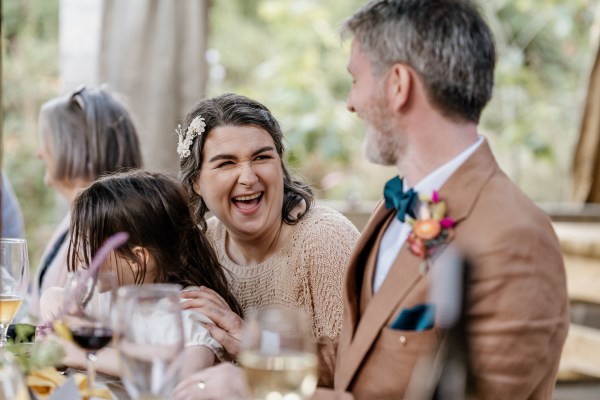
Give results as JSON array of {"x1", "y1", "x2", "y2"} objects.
[{"x1": 384, "y1": 176, "x2": 418, "y2": 222}]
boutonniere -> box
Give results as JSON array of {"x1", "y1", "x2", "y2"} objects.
[{"x1": 406, "y1": 191, "x2": 454, "y2": 273}]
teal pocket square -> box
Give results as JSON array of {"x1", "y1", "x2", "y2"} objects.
[{"x1": 389, "y1": 304, "x2": 435, "y2": 331}]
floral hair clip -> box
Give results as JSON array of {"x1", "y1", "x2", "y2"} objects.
[{"x1": 176, "y1": 115, "x2": 206, "y2": 159}]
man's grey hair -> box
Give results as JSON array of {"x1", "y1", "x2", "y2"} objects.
[{"x1": 342, "y1": 0, "x2": 496, "y2": 122}]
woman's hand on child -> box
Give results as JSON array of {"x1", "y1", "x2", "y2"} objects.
[{"x1": 180, "y1": 287, "x2": 244, "y2": 357}]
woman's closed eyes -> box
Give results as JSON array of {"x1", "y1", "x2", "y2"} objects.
[{"x1": 212, "y1": 152, "x2": 275, "y2": 169}]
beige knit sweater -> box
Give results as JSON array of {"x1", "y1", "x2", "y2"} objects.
[{"x1": 206, "y1": 205, "x2": 360, "y2": 339}]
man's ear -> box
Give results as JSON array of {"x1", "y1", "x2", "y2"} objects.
[{"x1": 387, "y1": 63, "x2": 412, "y2": 112}]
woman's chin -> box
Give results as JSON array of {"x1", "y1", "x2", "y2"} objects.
[{"x1": 229, "y1": 219, "x2": 270, "y2": 239}]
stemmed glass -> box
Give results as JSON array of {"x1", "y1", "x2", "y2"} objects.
[
  {"x1": 239, "y1": 307, "x2": 319, "y2": 400},
  {"x1": 116, "y1": 284, "x2": 185, "y2": 400},
  {"x1": 60, "y1": 269, "x2": 117, "y2": 397},
  {"x1": 0, "y1": 349, "x2": 29, "y2": 400},
  {"x1": 0, "y1": 238, "x2": 30, "y2": 347}
]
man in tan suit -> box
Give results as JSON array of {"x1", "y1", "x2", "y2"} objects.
[
  {"x1": 317, "y1": 142, "x2": 569, "y2": 399},
  {"x1": 314, "y1": 0, "x2": 569, "y2": 399},
  {"x1": 173, "y1": 1, "x2": 568, "y2": 399}
]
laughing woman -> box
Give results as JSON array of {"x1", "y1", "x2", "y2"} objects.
[{"x1": 177, "y1": 93, "x2": 359, "y2": 358}]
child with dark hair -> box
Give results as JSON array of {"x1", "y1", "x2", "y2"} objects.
[{"x1": 41, "y1": 170, "x2": 242, "y2": 376}]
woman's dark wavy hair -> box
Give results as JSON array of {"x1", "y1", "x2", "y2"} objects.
[
  {"x1": 68, "y1": 169, "x2": 243, "y2": 317},
  {"x1": 178, "y1": 93, "x2": 314, "y2": 231}
]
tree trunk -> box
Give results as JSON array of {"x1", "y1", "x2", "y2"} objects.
[
  {"x1": 60, "y1": 0, "x2": 209, "y2": 174},
  {"x1": 572, "y1": 38, "x2": 600, "y2": 203}
]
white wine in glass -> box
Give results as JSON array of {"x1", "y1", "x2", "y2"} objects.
[
  {"x1": 0, "y1": 297, "x2": 22, "y2": 327},
  {"x1": 239, "y1": 308, "x2": 318, "y2": 400},
  {"x1": 0, "y1": 238, "x2": 29, "y2": 347}
]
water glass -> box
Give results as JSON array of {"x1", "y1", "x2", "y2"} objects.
[
  {"x1": 117, "y1": 284, "x2": 185, "y2": 400},
  {"x1": 0, "y1": 349, "x2": 29, "y2": 400}
]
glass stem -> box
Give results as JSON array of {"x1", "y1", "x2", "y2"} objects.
[
  {"x1": 86, "y1": 352, "x2": 97, "y2": 396},
  {"x1": 0, "y1": 323, "x2": 8, "y2": 347}
]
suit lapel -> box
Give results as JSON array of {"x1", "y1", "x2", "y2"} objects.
[
  {"x1": 338, "y1": 244, "x2": 424, "y2": 390},
  {"x1": 336, "y1": 201, "x2": 391, "y2": 384},
  {"x1": 340, "y1": 201, "x2": 391, "y2": 335}
]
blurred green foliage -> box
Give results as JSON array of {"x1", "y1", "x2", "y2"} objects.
[
  {"x1": 480, "y1": 0, "x2": 597, "y2": 201},
  {"x1": 2, "y1": 0, "x2": 598, "y2": 265},
  {"x1": 208, "y1": 0, "x2": 598, "y2": 203},
  {"x1": 208, "y1": 0, "x2": 365, "y2": 195},
  {"x1": 3, "y1": 0, "x2": 61, "y2": 267},
  {"x1": 7, "y1": 324, "x2": 65, "y2": 374}
]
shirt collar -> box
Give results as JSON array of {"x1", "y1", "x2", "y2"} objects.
[{"x1": 405, "y1": 135, "x2": 485, "y2": 196}]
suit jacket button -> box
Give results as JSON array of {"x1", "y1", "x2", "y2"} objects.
[{"x1": 399, "y1": 335, "x2": 407, "y2": 345}]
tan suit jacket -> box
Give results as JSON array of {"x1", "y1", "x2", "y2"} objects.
[{"x1": 315, "y1": 142, "x2": 569, "y2": 400}]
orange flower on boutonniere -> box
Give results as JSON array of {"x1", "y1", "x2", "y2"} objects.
[{"x1": 406, "y1": 191, "x2": 454, "y2": 273}]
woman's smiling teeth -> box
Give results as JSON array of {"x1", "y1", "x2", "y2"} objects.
[
  {"x1": 233, "y1": 192, "x2": 262, "y2": 202},
  {"x1": 232, "y1": 192, "x2": 263, "y2": 212}
]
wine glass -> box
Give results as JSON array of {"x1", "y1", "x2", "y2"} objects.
[
  {"x1": 116, "y1": 284, "x2": 185, "y2": 400},
  {"x1": 0, "y1": 349, "x2": 29, "y2": 400},
  {"x1": 59, "y1": 269, "x2": 117, "y2": 397},
  {"x1": 0, "y1": 238, "x2": 29, "y2": 347},
  {"x1": 239, "y1": 307, "x2": 319, "y2": 400}
]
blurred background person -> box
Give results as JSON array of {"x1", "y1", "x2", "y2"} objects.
[
  {"x1": 28, "y1": 85, "x2": 142, "y2": 321},
  {"x1": 1, "y1": 170, "x2": 26, "y2": 239}
]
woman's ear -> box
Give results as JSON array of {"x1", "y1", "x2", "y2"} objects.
[
  {"x1": 192, "y1": 180, "x2": 202, "y2": 197},
  {"x1": 387, "y1": 63, "x2": 412, "y2": 112}
]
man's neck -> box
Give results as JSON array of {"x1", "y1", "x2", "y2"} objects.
[{"x1": 398, "y1": 117, "x2": 479, "y2": 186}]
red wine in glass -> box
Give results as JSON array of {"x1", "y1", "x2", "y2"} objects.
[
  {"x1": 70, "y1": 326, "x2": 113, "y2": 351},
  {"x1": 69, "y1": 324, "x2": 114, "y2": 396}
]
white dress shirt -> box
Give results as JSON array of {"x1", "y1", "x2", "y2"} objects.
[{"x1": 372, "y1": 136, "x2": 484, "y2": 293}]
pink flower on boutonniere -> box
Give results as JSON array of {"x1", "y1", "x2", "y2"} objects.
[{"x1": 406, "y1": 191, "x2": 454, "y2": 272}]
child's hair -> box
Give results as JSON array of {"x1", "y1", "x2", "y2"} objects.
[{"x1": 67, "y1": 169, "x2": 243, "y2": 317}]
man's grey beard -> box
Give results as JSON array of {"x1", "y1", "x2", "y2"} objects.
[{"x1": 362, "y1": 124, "x2": 404, "y2": 166}]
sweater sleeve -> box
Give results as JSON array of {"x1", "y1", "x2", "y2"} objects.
[{"x1": 301, "y1": 207, "x2": 359, "y2": 339}]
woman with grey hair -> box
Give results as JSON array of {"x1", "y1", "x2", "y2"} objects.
[
  {"x1": 28, "y1": 85, "x2": 142, "y2": 319},
  {"x1": 177, "y1": 93, "x2": 359, "y2": 358}
]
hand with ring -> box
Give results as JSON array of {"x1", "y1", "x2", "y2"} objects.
[{"x1": 172, "y1": 363, "x2": 250, "y2": 400}]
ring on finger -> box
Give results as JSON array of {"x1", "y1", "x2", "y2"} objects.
[{"x1": 197, "y1": 380, "x2": 207, "y2": 390}]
